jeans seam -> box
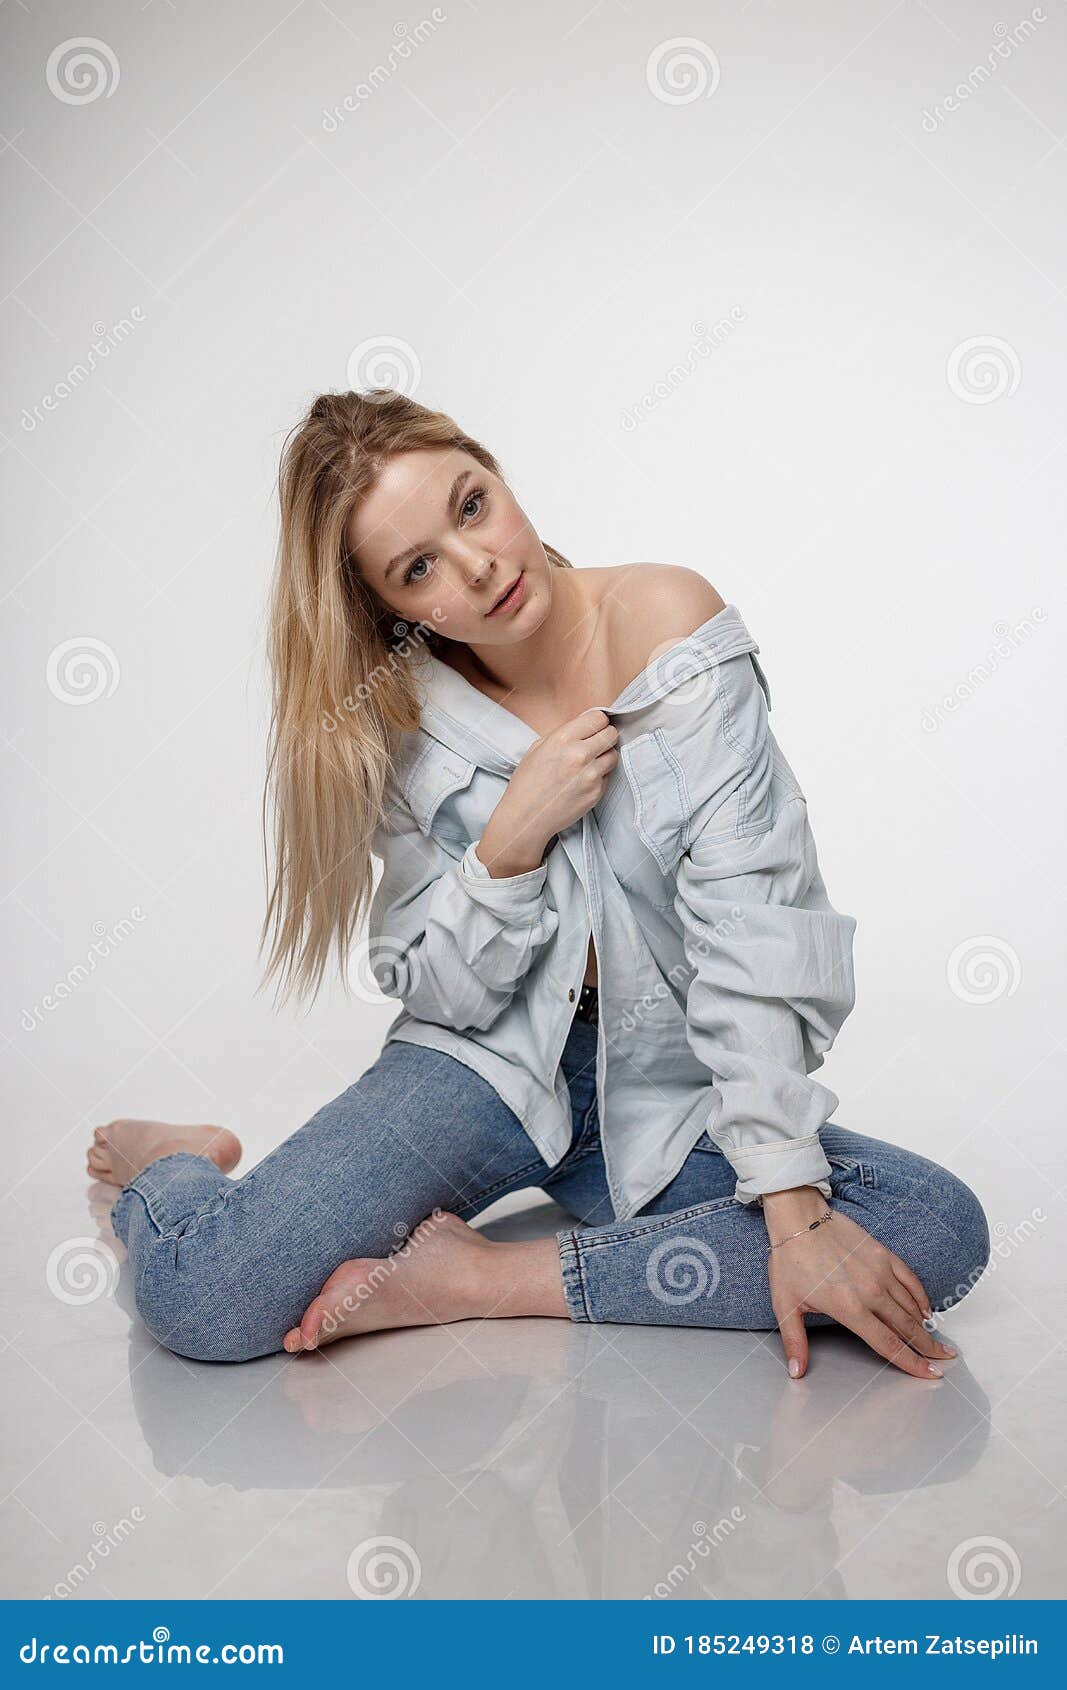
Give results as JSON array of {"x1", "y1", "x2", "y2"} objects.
[
  {"x1": 557, "y1": 1230, "x2": 591, "y2": 1321},
  {"x1": 542, "y1": 1141, "x2": 601, "y2": 1189},
  {"x1": 571, "y1": 1139, "x2": 602, "y2": 1166},
  {"x1": 454, "y1": 1153, "x2": 549, "y2": 1215},
  {"x1": 126, "y1": 1152, "x2": 228, "y2": 1238},
  {"x1": 125, "y1": 1173, "x2": 170, "y2": 1237},
  {"x1": 134, "y1": 1241, "x2": 157, "y2": 1320},
  {"x1": 575, "y1": 1193, "x2": 741, "y2": 1251},
  {"x1": 541, "y1": 1085, "x2": 600, "y2": 1190},
  {"x1": 571, "y1": 1092, "x2": 601, "y2": 1155},
  {"x1": 827, "y1": 1153, "x2": 879, "y2": 1191},
  {"x1": 580, "y1": 1087, "x2": 599, "y2": 1138},
  {"x1": 159, "y1": 1163, "x2": 262, "y2": 1242}
]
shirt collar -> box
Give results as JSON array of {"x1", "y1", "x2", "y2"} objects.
[{"x1": 410, "y1": 600, "x2": 761, "y2": 776}]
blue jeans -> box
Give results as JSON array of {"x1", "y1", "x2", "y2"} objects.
[{"x1": 109, "y1": 1012, "x2": 990, "y2": 1363}]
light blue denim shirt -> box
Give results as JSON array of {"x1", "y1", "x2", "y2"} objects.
[{"x1": 367, "y1": 602, "x2": 857, "y2": 1222}]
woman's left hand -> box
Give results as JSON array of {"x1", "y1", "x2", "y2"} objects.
[{"x1": 764, "y1": 1187, "x2": 957, "y2": 1380}]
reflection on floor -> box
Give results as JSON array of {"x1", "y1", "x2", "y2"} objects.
[{"x1": 1, "y1": 1176, "x2": 1062, "y2": 1601}]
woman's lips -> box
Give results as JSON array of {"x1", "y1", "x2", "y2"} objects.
[{"x1": 485, "y1": 571, "x2": 526, "y2": 616}]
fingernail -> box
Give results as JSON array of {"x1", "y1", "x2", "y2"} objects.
[
  {"x1": 788, "y1": 1358, "x2": 801, "y2": 1378},
  {"x1": 927, "y1": 1363, "x2": 943, "y2": 1378},
  {"x1": 940, "y1": 1345, "x2": 958, "y2": 1357}
]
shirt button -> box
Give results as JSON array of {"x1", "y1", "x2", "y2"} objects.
[{"x1": 567, "y1": 987, "x2": 576, "y2": 1001}]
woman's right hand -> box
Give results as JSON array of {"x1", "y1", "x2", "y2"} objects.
[
  {"x1": 482, "y1": 709, "x2": 619, "y2": 872},
  {"x1": 765, "y1": 1187, "x2": 956, "y2": 1381}
]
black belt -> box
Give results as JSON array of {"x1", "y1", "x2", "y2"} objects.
[{"x1": 574, "y1": 983, "x2": 599, "y2": 1025}]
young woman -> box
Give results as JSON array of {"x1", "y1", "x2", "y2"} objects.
[{"x1": 88, "y1": 390, "x2": 989, "y2": 1376}]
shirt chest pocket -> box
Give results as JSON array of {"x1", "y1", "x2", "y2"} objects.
[
  {"x1": 603, "y1": 728, "x2": 693, "y2": 897},
  {"x1": 403, "y1": 743, "x2": 504, "y2": 847}
]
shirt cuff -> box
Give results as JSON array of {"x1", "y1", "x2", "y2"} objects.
[
  {"x1": 722, "y1": 1134, "x2": 834, "y2": 1206},
  {"x1": 460, "y1": 838, "x2": 549, "y2": 894}
]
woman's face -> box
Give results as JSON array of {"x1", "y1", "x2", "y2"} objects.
[{"x1": 346, "y1": 447, "x2": 553, "y2": 645}]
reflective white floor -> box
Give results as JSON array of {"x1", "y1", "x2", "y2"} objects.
[{"x1": 2, "y1": 1159, "x2": 1063, "y2": 1602}]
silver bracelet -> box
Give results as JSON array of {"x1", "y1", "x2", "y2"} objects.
[{"x1": 766, "y1": 1210, "x2": 833, "y2": 1253}]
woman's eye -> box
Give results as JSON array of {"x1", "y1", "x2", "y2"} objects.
[{"x1": 402, "y1": 489, "x2": 487, "y2": 584}]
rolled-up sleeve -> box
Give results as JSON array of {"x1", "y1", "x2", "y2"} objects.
[
  {"x1": 672, "y1": 793, "x2": 857, "y2": 1203},
  {"x1": 368, "y1": 790, "x2": 559, "y2": 1033}
]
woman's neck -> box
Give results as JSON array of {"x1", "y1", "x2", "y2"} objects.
[{"x1": 456, "y1": 567, "x2": 608, "y2": 704}]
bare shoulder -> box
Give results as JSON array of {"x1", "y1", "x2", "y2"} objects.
[{"x1": 608, "y1": 563, "x2": 726, "y2": 648}]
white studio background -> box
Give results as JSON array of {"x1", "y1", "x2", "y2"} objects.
[{"x1": 3, "y1": 1, "x2": 1063, "y2": 1253}]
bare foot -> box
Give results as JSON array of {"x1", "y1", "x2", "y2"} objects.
[
  {"x1": 283, "y1": 1211, "x2": 568, "y2": 1353},
  {"x1": 85, "y1": 1119, "x2": 242, "y2": 1188}
]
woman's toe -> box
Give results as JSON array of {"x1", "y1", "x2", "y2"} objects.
[{"x1": 299, "y1": 1299, "x2": 330, "y2": 1349}]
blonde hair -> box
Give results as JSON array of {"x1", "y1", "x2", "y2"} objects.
[{"x1": 258, "y1": 388, "x2": 571, "y2": 1007}]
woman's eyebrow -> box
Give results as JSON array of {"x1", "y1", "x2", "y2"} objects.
[{"x1": 383, "y1": 472, "x2": 470, "y2": 579}]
